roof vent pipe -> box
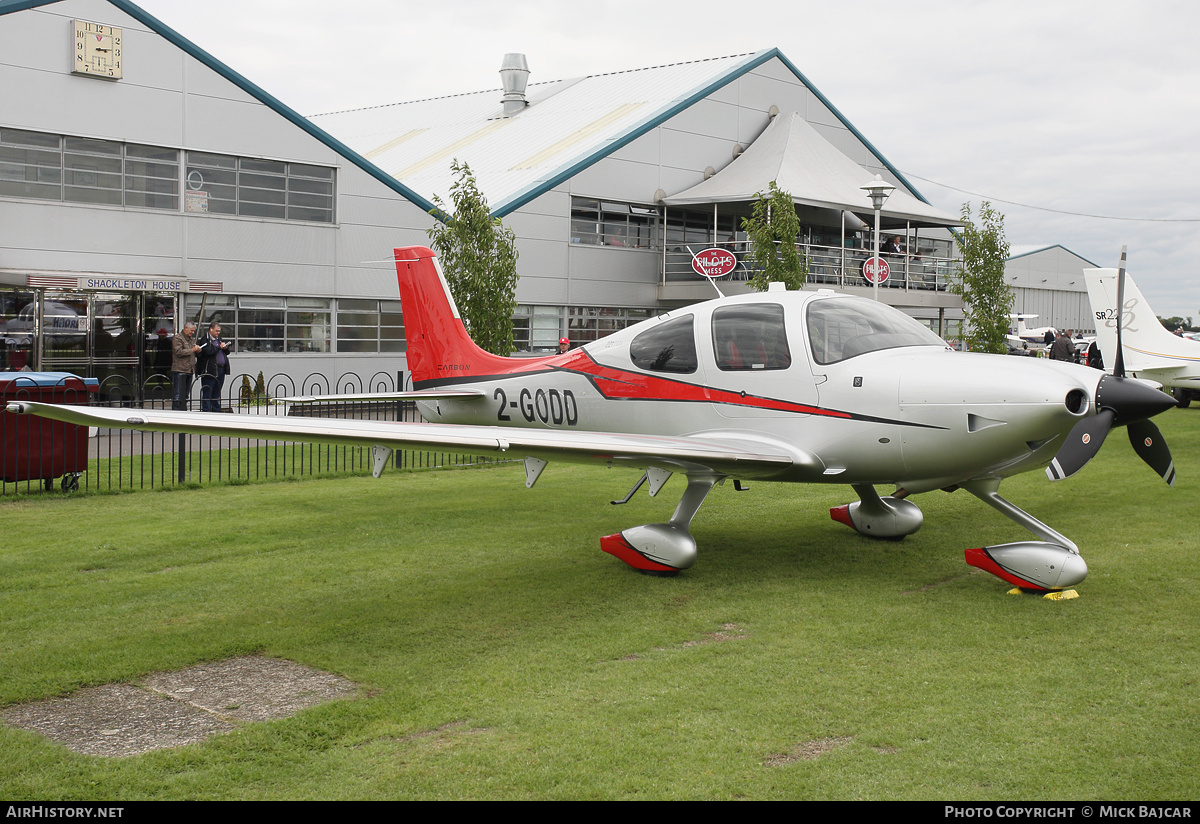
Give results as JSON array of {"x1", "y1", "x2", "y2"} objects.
[{"x1": 500, "y1": 53, "x2": 530, "y2": 116}]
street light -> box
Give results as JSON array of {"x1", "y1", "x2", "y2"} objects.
[{"x1": 860, "y1": 174, "x2": 895, "y2": 302}]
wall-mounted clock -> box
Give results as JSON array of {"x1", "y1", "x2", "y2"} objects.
[{"x1": 73, "y1": 20, "x2": 122, "y2": 79}]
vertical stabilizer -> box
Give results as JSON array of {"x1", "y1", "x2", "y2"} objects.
[
  {"x1": 393, "y1": 246, "x2": 530, "y2": 386},
  {"x1": 1085, "y1": 267, "x2": 1200, "y2": 378}
]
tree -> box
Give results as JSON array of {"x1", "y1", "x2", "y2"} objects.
[
  {"x1": 426, "y1": 160, "x2": 520, "y2": 355},
  {"x1": 741, "y1": 181, "x2": 808, "y2": 291},
  {"x1": 950, "y1": 202, "x2": 1012, "y2": 354}
]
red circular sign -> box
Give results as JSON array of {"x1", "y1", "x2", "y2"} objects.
[
  {"x1": 691, "y1": 248, "x2": 737, "y2": 278},
  {"x1": 863, "y1": 256, "x2": 890, "y2": 284}
]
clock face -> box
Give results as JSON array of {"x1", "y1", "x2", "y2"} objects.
[{"x1": 73, "y1": 20, "x2": 123, "y2": 79}]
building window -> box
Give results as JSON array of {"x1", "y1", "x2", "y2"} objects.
[
  {"x1": 567, "y1": 306, "x2": 651, "y2": 346},
  {"x1": 664, "y1": 209, "x2": 738, "y2": 247},
  {"x1": 336, "y1": 299, "x2": 404, "y2": 354},
  {"x1": 184, "y1": 295, "x2": 332, "y2": 353},
  {"x1": 0, "y1": 129, "x2": 179, "y2": 209},
  {"x1": 514, "y1": 304, "x2": 654, "y2": 352},
  {"x1": 0, "y1": 129, "x2": 63, "y2": 201},
  {"x1": 513, "y1": 304, "x2": 565, "y2": 352},
  {"x1": 570, "y1": 198, "x2": 659, "y2": 248},
  {"x1": 186, "y1": 152, "x2": 335, "y2": 223}
]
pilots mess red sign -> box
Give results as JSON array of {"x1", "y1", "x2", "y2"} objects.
[{"x1": 691, "y1": 248, "x2": 737, "y2": 278}]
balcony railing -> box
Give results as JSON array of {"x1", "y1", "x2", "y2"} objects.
[{"x1": 663, "y1": 240, "x2": 958, "y2": 291}]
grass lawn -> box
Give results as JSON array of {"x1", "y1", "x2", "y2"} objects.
[{"x1": 1, "y1": 408, "x2": 1197, "y2": 800}]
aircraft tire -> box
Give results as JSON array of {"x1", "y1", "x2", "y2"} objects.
[{"x1": 1172, "y1": 388, "x2": 1190, "y2": 409}]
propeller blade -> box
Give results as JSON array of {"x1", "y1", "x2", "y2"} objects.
[
  {"x1": 1046, "y1": 409, "x2": 1114, "y2": 481},
  {"x1": 1114, "y1": 246, "x2": 1127, "y2": 378},
  {"x1": 1128, "y1": 419, "x2": 1176, "y2": 486}
]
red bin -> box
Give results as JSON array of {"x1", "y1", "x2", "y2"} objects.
[{"x1": 0, "y1": 372, "x2": 99, "y2": 491}]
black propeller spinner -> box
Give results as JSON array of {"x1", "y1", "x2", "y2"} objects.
[{"x1": 1045, "y1": 247, "x2": 1177, "y2": 485}]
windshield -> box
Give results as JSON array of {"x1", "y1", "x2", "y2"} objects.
[{"x1": 807, "y1": 297, "x2": 946, "y2": 365}]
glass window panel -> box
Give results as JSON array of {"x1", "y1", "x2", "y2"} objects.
[
  {"x1": 187, "y1": 152, "x2": 236, "y2": 169},
  {"x1": 289, "y1": 163, "x2": 333, "y2": 180},
  {"x1": 339, "y1": 299, "x2": 378, "y2": 312},
  {"x1": 63, "y1": 137, "x2": 121, "y2": 157},
  {"x1": 127, "y1": 144, "x2": 177, "y2": 163},
  {"x1": 1, "y1": 129, "x2": 59, "y2": 150},
  {"x1": 240, "y1": 158, "x2": 286, "y2": 175},
  {"x1": 125, "y1": 159, "x2": 178, "y2": 180},
  {"x1": 287, "y1": 205, "x2": 333, "y2": 223},
  {"x1": 336, "y1": 338, "x2": 377, "y2": 353},
  {"x1": 288, "y1": 176, "x2": 333, "y2": 195},
  {"x1": 124, "y1": 174, "x2": 178, "y2": 196},
  {"x1": 630, "y1": 314, "x2": 697, "y2": 374},
  {"x1": 238, "y1": 296, "x2": 286, "y2": 309},
  {"x1": 124, "y1": 190, "x2": 178, "y2": 209},
  {"x1": 239, "y1": 201, "x2": 286, "y2": 219},
  {"x1": 64, "y1": 184, "x2": 122, "y2": 205},
  {"x1": 0, "y1": 179, "x2": 60, "y2": 199},
  {"x1": 288, "y1": 297, "x2": 331, "y2": 309},
  {"x1": 712, "y1": 303, "x2": 791, "y2": 371},
  {"x1": 240, "y1": 172, "x2": 286, "y2": 191},
  {"x1": 286, "y1": 310, "x2": 330, "y2": 353},
  {"x1": 187, "y1": 166, "x2": 236, "y2": 187}
]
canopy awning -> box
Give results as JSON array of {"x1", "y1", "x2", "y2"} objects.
[{"x1": 662, "y1": 112, "x2": 960, "y2": 228}]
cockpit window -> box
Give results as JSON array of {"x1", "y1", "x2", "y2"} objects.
[
  {"x1": 712, "y1": 303, "x2": 791, "y2": 371},
  {"x1": 807, "y1": 297, "x2": 946, "y2": 365},
  {"x1": 630, "y1": 314, "x2": 697, "y2": 373}
]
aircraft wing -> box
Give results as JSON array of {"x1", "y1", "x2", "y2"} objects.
[{"x1": 6, "y1": 402, "x2": 809, "y2": 479}]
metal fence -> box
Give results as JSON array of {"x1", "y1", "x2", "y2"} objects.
[{"x1": 0, "y1": 371, "x2": 497, "y2": 497}]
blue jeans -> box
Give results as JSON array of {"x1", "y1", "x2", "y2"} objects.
[
  {"x1": 172, "y1": 371, "x2": 193, "y2": 410},
  {"x1": 201, "y1": 372, "x2": 225, "y2": 412}
]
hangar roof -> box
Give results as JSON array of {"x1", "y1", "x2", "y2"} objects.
[
  {"x1": 312, "y1": 47, "x2": 941, "y2": 221},
  {"x1": 1008, "y1": 244, "x2": 1099, "y2": 267}
]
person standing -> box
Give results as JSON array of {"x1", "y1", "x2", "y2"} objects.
[
  {"x1": 195, "y1": 321, "x2": 232, "y2": 412},
  {"x1": 1050, "y1": 329, "x2": 1076, "y2": 361},
  {"x1": 558, "y1": 337, "x2": 571, "y2": 355},
  {"x1": 171, "y1": 321, "x2": 199, "y2": 410}
]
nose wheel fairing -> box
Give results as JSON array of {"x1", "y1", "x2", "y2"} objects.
[
  {"x1": 829, "y1": 484, "x2": 924, "y2": 539},
  {"x1": 828, "y1": 477, "x2": 1089, "y2": 591}
]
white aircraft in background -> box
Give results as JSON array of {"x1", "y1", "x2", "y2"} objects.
[
  {"x1": 1010, "y1": 313, "x2": 1057, "y2": 344},
  {"x1": 8, "y1": 246, "x2": 1178, "y2": 594},
  {"x1": 1086, "y1": 261, "x2": 1200, "y2": 406}
]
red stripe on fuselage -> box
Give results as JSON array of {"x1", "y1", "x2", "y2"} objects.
[{"x1": 416, "y1": 349, "x2": 849, "y2": 418}]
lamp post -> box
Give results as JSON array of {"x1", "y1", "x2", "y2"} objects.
[{"x1": 860, "y1": 174, "x2": 895, "y2": 302}]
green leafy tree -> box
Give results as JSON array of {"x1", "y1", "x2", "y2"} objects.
[
  {"x1": 950, "y1": 202, "x2": 1012, "y2": 354},
  {"x1": 1158, "y1": 316, "x2": 1193, "y2": 332},
  {"x1": 426, "y1": 160, "x2": 520, "y2": 355},
  {"x1": 741, "y1": 181, "x2": 808, "y2": 291}
]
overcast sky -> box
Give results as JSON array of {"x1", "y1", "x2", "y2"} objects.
[{"x1": 134, "y1": 0, "x2": 1200, "y2": 322}]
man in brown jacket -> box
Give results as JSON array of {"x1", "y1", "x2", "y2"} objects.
[{"x1": 172, "y1": 321, "x2": 200, "y2": 410}]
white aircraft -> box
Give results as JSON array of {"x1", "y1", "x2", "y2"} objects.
[
  {"x1": 1086, "y1": 263, "x2": 1200, "y2": 406},
  {"x1": 1010, "y1": 313, "x2": 1057, "y2": 344},
  {"x1": 8, "y1": 246, "x2": 1178, "y2": 593}
]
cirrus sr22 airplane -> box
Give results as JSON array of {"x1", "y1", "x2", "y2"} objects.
[{"x1": 8, "y1": 246, "x2": 1178, "y2": 593}]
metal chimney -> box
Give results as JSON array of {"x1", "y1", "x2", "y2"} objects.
[{"x1": 499, "y1": 53, "x2": 530, "y2": 117}]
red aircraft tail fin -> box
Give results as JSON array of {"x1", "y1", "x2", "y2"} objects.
[{"x1": 393, "y1": 246, "x2": 523, "y2": 386}]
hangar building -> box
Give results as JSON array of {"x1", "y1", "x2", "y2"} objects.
[{"x1": 1005, "y1": 245, "x2": 1098, "y2": 335}]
